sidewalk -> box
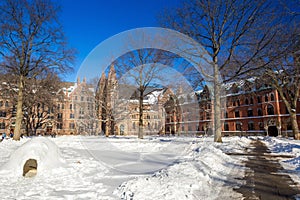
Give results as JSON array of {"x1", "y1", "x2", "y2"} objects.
[{"x1": 234, "y1": 139, "x2": 300, "y2": 200}]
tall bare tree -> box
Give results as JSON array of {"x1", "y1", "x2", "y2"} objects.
[
  {"x1": 161, "y1": 0, "x2": 283, "y2": 142},
  {"x1": 0, "y1": 0, "x2": 74, "y2": 140},
  {"x1": 22, "y1": 73, "x2": 61, "y2": 136},
  {"x1": 115, "y1": 49, "x2": 167, "y2": 139},
  {"x1": 258, "y1": 11, "x2": 300, "y2": 139}
]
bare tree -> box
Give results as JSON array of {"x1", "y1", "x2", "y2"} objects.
[
  {"x1": 258, "y1": 12, "x2": 300, "y2": 139},
  {"x1": 115, "y1": 49, "x2": 167, "y2": 139},
  {"x1": 161, "y1": 0, "x2": 283, "y2": 142},
  {"x1": 0, "y1": 0, "x2": 74, "y2": 140},
  {"x1": 22, "y1": 73, "x2": 61, "y2": 136}
]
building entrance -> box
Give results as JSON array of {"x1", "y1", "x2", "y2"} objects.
[{"x1": 268, "y1": 126, "x2": 278, "y2": 137}]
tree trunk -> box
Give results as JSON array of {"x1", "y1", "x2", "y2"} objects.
[
  {"x1": 13, "y1": 75, "x2": 24, "y2": 141},
  {"x1": 291, "y1": 112, "x2": 300, "y2": 139},
  {"x1": 138, "y1": 90, "x2": 144, "y2": 139},
  {"x1": 213, "y1": 61, "x2": 222, "y2": 142},
  {"x1": 105, "y1": 124, "x2": 109, "y2": 137}
]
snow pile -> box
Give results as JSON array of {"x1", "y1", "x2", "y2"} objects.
[
  {"x1": 0, "y1": 136, "x2": 111, "y2": 200},
  {"x1": 264, "y1": 137, "x2": 300, "y2": 184},
  {"x1": 0, "y1": 137, "x2": 65, "y2": 176},
  {"x1": 115, "y1": 137, "x2": 247, "y2": 200}
]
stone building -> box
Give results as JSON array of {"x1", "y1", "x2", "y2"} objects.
[
  {"x1": 55, "y1": 77, "x2": 97, "y2": 135},
  {"x1": 95, "y1": 65, "x2": 177, "y2": 136}
]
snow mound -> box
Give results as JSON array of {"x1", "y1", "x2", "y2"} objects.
[
  {"x1": 115, "y1": 141, "x2": 244, "y2": 200},
  {"x1": 0, "y1": 137, "x2": 65, "y2": 176}
]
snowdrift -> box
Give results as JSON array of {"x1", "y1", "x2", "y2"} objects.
[
  {"x1": 115, "y1": 138, "x2": 248, "y2": 200},
  {"x1": 0, "y1": 137, "x2": 65, "y2": 177}
]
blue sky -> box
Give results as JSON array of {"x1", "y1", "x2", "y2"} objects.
[{"x1": 60, "y1": 0, "x2": 180, "y2": 82}]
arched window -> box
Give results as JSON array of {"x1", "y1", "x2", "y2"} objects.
[
  {"x1": 247, "y1": 109, "x2": 253, "y2": 117},
  {"x1": 224, "y1": 122, "x2": 229, "y2": 131},
  {"x1": 248, "y1": 121, "x2": 254, "y2": 130},
  {"x1": 120, "y1": 124, "x2": 125, "y2": 135},
  {"x1": 257, "y1": 96, "x2": 261, "y2": 103},
  {"x1": 270, "y1": 93, "x2": 275, "y2": 101},
  {"x1": 250, "y1": 97, "x2": 254, "y2": 104},
  {"x1": 267, "y1": 104, "x2": 274, "y2": 115},
  {"x1": 265, "y1": 94, "x2": 268, "y2": 102},
  {"x1": 235, "y1": 110, "x2": 240, "y2": 117},
  {"x1": 257, "y1": 108, "x2": 263, "y2": 116},
  {"x1": 236, "y1": 122, "x2": 242, "y2": 131}
]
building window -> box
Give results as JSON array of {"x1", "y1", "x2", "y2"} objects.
[
  {"x1": 248, "y1": 121, "x2": 254, "y2": 130},
  {"x1": 233, "y1": 100, "x2": 236, "y2": 106},
  {"x1": 81, "y1": 96, "x2": 84, "y2": 101},
  {"x1": 237, "y1": 99, "x2": 240, "y2": 106},
  {"x1": 258, "y1": 122, "x2": 264, "y2": 130},
  {"x1": 132, "y1": 122, "x2": 136, "y2": 130},
  {"x1": 265, "y1": 94, "x2": 268, "y2": 102},
  {"x1": 57, "y1": 113, "x2": 63, "y2": 119},
  {"x1": 206, "y1": 113, "x2": 210, "y2": 120},
  {"x1": 0, "y1": 101, "x2": 3, "y2": 107},
  {"x1": 250, "y1": 97, "x2": 254, "y2": 104},
  {"x1": 247, "y1": 109, "x2": 253, "y2": 117},
  {"x1": 235, "y1": 110, "x2": 240, "y2": 118},
  {"x1": 224, "y1": 122, "x2": 229, "y2": 131},
  {"x1": 0, "y1": 111, "x2": 6, "y2": 117},
  {"x1": 57, "y1": 104, "x2": 60, "y2": 110},
  {"x1": 257, "y1": 96, "x2": 261, "y2": 103},
  {"x1": 236, "y1": 122, "x2": 242, "y2": 131},
  {"x1": 70, "y1": 104, "x2": 73, "y2": 110},
  {"x1": 245, "y1": 98, "x2": 249, "y2": 105},
  {"x1": 56, "y1": 123, "x2": 63, "y2": 129},
  {"x1": 69, "y1": 123, "x2": 75, "y2": 129},
  {"x1": 62, "y1": 104, "x2": 65, "y2": 109},
  {"x1": 267, "y1": 104, "x2": 275, "y2": 115},
  {"x1": 0, "y1": 122, "x2": 5, "y2": 129},
  {"x1": 225, "y1": 112, "x2": 228, "y2": 118},
  {"x1": 70, "y1": 113, "x2": 75, "y2": 119},
  {"x1": 5, "y1": 101, "x2": 9, "y2": 107},
  {"x1": 257, "y1": 108, "x2": 263, "y2": 116},
  {"x1": 270, "y1": 93, "x2": 275, "y2": 101},
  {"x1": 79, "y1": 108, "x2": 84, "y2": 115}
]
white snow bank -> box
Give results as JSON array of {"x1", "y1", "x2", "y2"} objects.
[
  {"x1": 115, "y1": 137, "x2": 248, "y2": 200},
  {"x1": 264, "y1": 136, "x2": 300, "y2": 184},
  {"x1": 0, "y1": 137, "x2": 65, "y2": 176}
]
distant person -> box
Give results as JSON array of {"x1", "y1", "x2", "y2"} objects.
[
  {"x1": 9, "y1": 131, "x2": 14, "y2": 138},
  {"x1": 2, "y1": 132, "x2": 6, "y2": 140}
]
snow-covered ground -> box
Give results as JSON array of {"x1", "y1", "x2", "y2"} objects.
[
  {"x1": 264, "y1": 136, "x2": 300, "y2": 185},
  {"x1": 0, "y1": 135, "x2": 298, "y2": 199}
]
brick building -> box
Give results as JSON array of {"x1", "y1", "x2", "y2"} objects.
[{"x1": 0, "y1": 77, "x2": 97, "y2": 136}]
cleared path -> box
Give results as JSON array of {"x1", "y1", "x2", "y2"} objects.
[{"x1": 234, "y1": 140, "x2": 300, "y2": 200}]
